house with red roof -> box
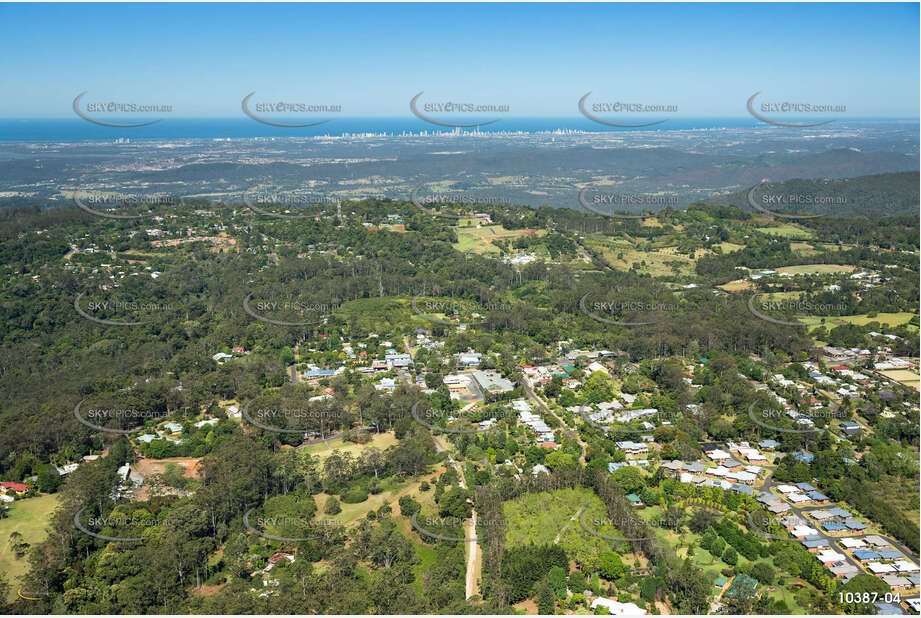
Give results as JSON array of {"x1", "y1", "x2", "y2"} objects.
[{"x1": 1, "y1": 481, "x2": 28, "y2": 494}]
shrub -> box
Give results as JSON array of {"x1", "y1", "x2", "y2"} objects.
[
  {"x1": 342, "y1": 488, "x2": 369, "y2": 504},
  {"x1": 324, "y1": 497, "x2": 341, "y2": 515}
]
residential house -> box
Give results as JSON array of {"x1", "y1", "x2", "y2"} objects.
[
  {"x1": 590, "y1": 597, "x2": 646, "y2": 616},
  {"x1": 840, "y1": 537, "x2": 867, "y2": 550},
  {"x1": 817, "y1": 550, "x2": 847, "y2": 565},
  {"x1": 616, "y1": 441, "x2": 649, "y2": 456},
  {"x1": 0, "y1": 482, "x2": 28, "y2": 495},
  {"x1": 853, "y1": 550, "x2": 883, "y2": 562},
  {"x1": 802, "y1": 538, "x2": 830, "y2": 552},
  {"x1": 880, "y1": 576, "x2": 913, "y2": 591}
]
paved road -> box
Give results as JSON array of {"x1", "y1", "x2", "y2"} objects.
[
  {"x1": 760, "y1": 473, "x2": 919, "y2": 574},
  {"x1": 521, "y1": 375, "x2": 588, "y2": 460}
]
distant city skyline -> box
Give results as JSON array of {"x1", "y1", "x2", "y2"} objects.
[{"x1": 0, "y1": 3, "x2": 917, "y2": 119}]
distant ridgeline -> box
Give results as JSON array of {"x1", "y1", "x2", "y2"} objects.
[{"x1": 706, "y1": 172, "x2": 919, "y2": 217}]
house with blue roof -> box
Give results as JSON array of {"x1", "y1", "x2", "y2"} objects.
[
  {"x1": 794, "y1": 451, "x2": 815, "y2": 463},
  {"x1": 306, "y1": 369, "x2": 336, "y2": 378},
  {"x1": 878, "y1": 548, "x2": 905, "y2": 560},
  {"x1": 626, "y1": 493, "x2": 642, "y2": 505},
  {"x1": 853, "y1": 549, "x2": 882, "y2": 562},
  {"x1": 844, "y1": 519, "x2": 867, "y2": 531},
  {"x1": 802, "y1": 539, "x2": 830, "y2": 550},
  {"x1": 796, "y1": 482, "x2": 817, "y2": 491},
  {"x1": 731, "y1": 484, "x2": 755, "y2": 495},
  {"x1": 822, "y1": 521, "x2": 847, "y2": 532},
  {"x1": 807, "y1": 490, "x2": 830, "y2": 502},
  {"x1": 827, "y1": 507, "x2": 852, "y2": 518},
  {"x1": 758, "y1": 439, "x2": 779, "y2": 449},
  {"x1": 608, "y1": 462, "x2": 627, "y2": 472}
]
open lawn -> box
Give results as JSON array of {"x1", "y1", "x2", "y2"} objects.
[
  {"x1": 879, "y1": 369, "x2": 920, "y2": 392},
  {"x1": 715, "y1": 242, "x2": 745, "y2": 253},
  {"x1": 314, "y1": 476, "x2": 408, "y2": 525},
  {"x1": 586, "y1": 239, "x2": 700, "y2": 277},
  {"x1": 636, "y1": 505, "x2": 758, "y2": 580},
  {"x1": 0, "y1": 493, "x2": 60, "y2": 600},
  {"x1": 789, "y1": 242, "x2": 816, "y2": 255},
  {"x1": 718, "y1": 279, "x2": 754, "y2": 292},
  {"x1": 765, "y1": 577, "x2": 810, "y2": 614},
  {"x1": 385, "y1": 469, "x2": 460, "y2": 596},
  {"x1": 776, "y1": 264, "x2": 856, "y2": 275},
  {"x1": 453, "y1": 224, "x2": 545, "y2": 256},
  {"x1": 301, "y1": 431, "x2": 398, "y2": 460},
  {"x1": 755, "y1": 226, "x2": 814, "y2": 239},
  {"x1": 802, "y1": 312, "x2": 917, "y2": 332}
]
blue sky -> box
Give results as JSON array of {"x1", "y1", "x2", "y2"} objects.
[{"x1": 0, "y1": 2, "x2": 917, "y2": 118}]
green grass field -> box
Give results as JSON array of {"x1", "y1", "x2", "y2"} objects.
[
  {"x1": 503, "y1": 487, "x2": 650, "y2": 574},
  {"x1": 301, "y1": 431, "x2": 398, "y2": 460},
  {"x1": 789, "y1": 242, "x2": 816, "y2": 255},
  {"x1": 0, "y1": 494, "x2": 60, "y2": 600},
  {"x1": 313, "y1": 475, "x2": 408, "y2": 525},
  {"x1": 333, "y1": 297, "x2": 415, "y2": 332},
  {"x1": 715, "y1": 242, "x2": 745, "y2": 253},
  {"x1": 452, "y1": 224, "x2": 545, "y2": 256},
  {"x1": 801, "y1": 312, "x2": 917, "y2": 330},
  {"x1": 755, "y1": 226, "x2": 815, "y2": 239},
  {"x1": 586, "y1": 239, "x2": 699, "y2": 277}
]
